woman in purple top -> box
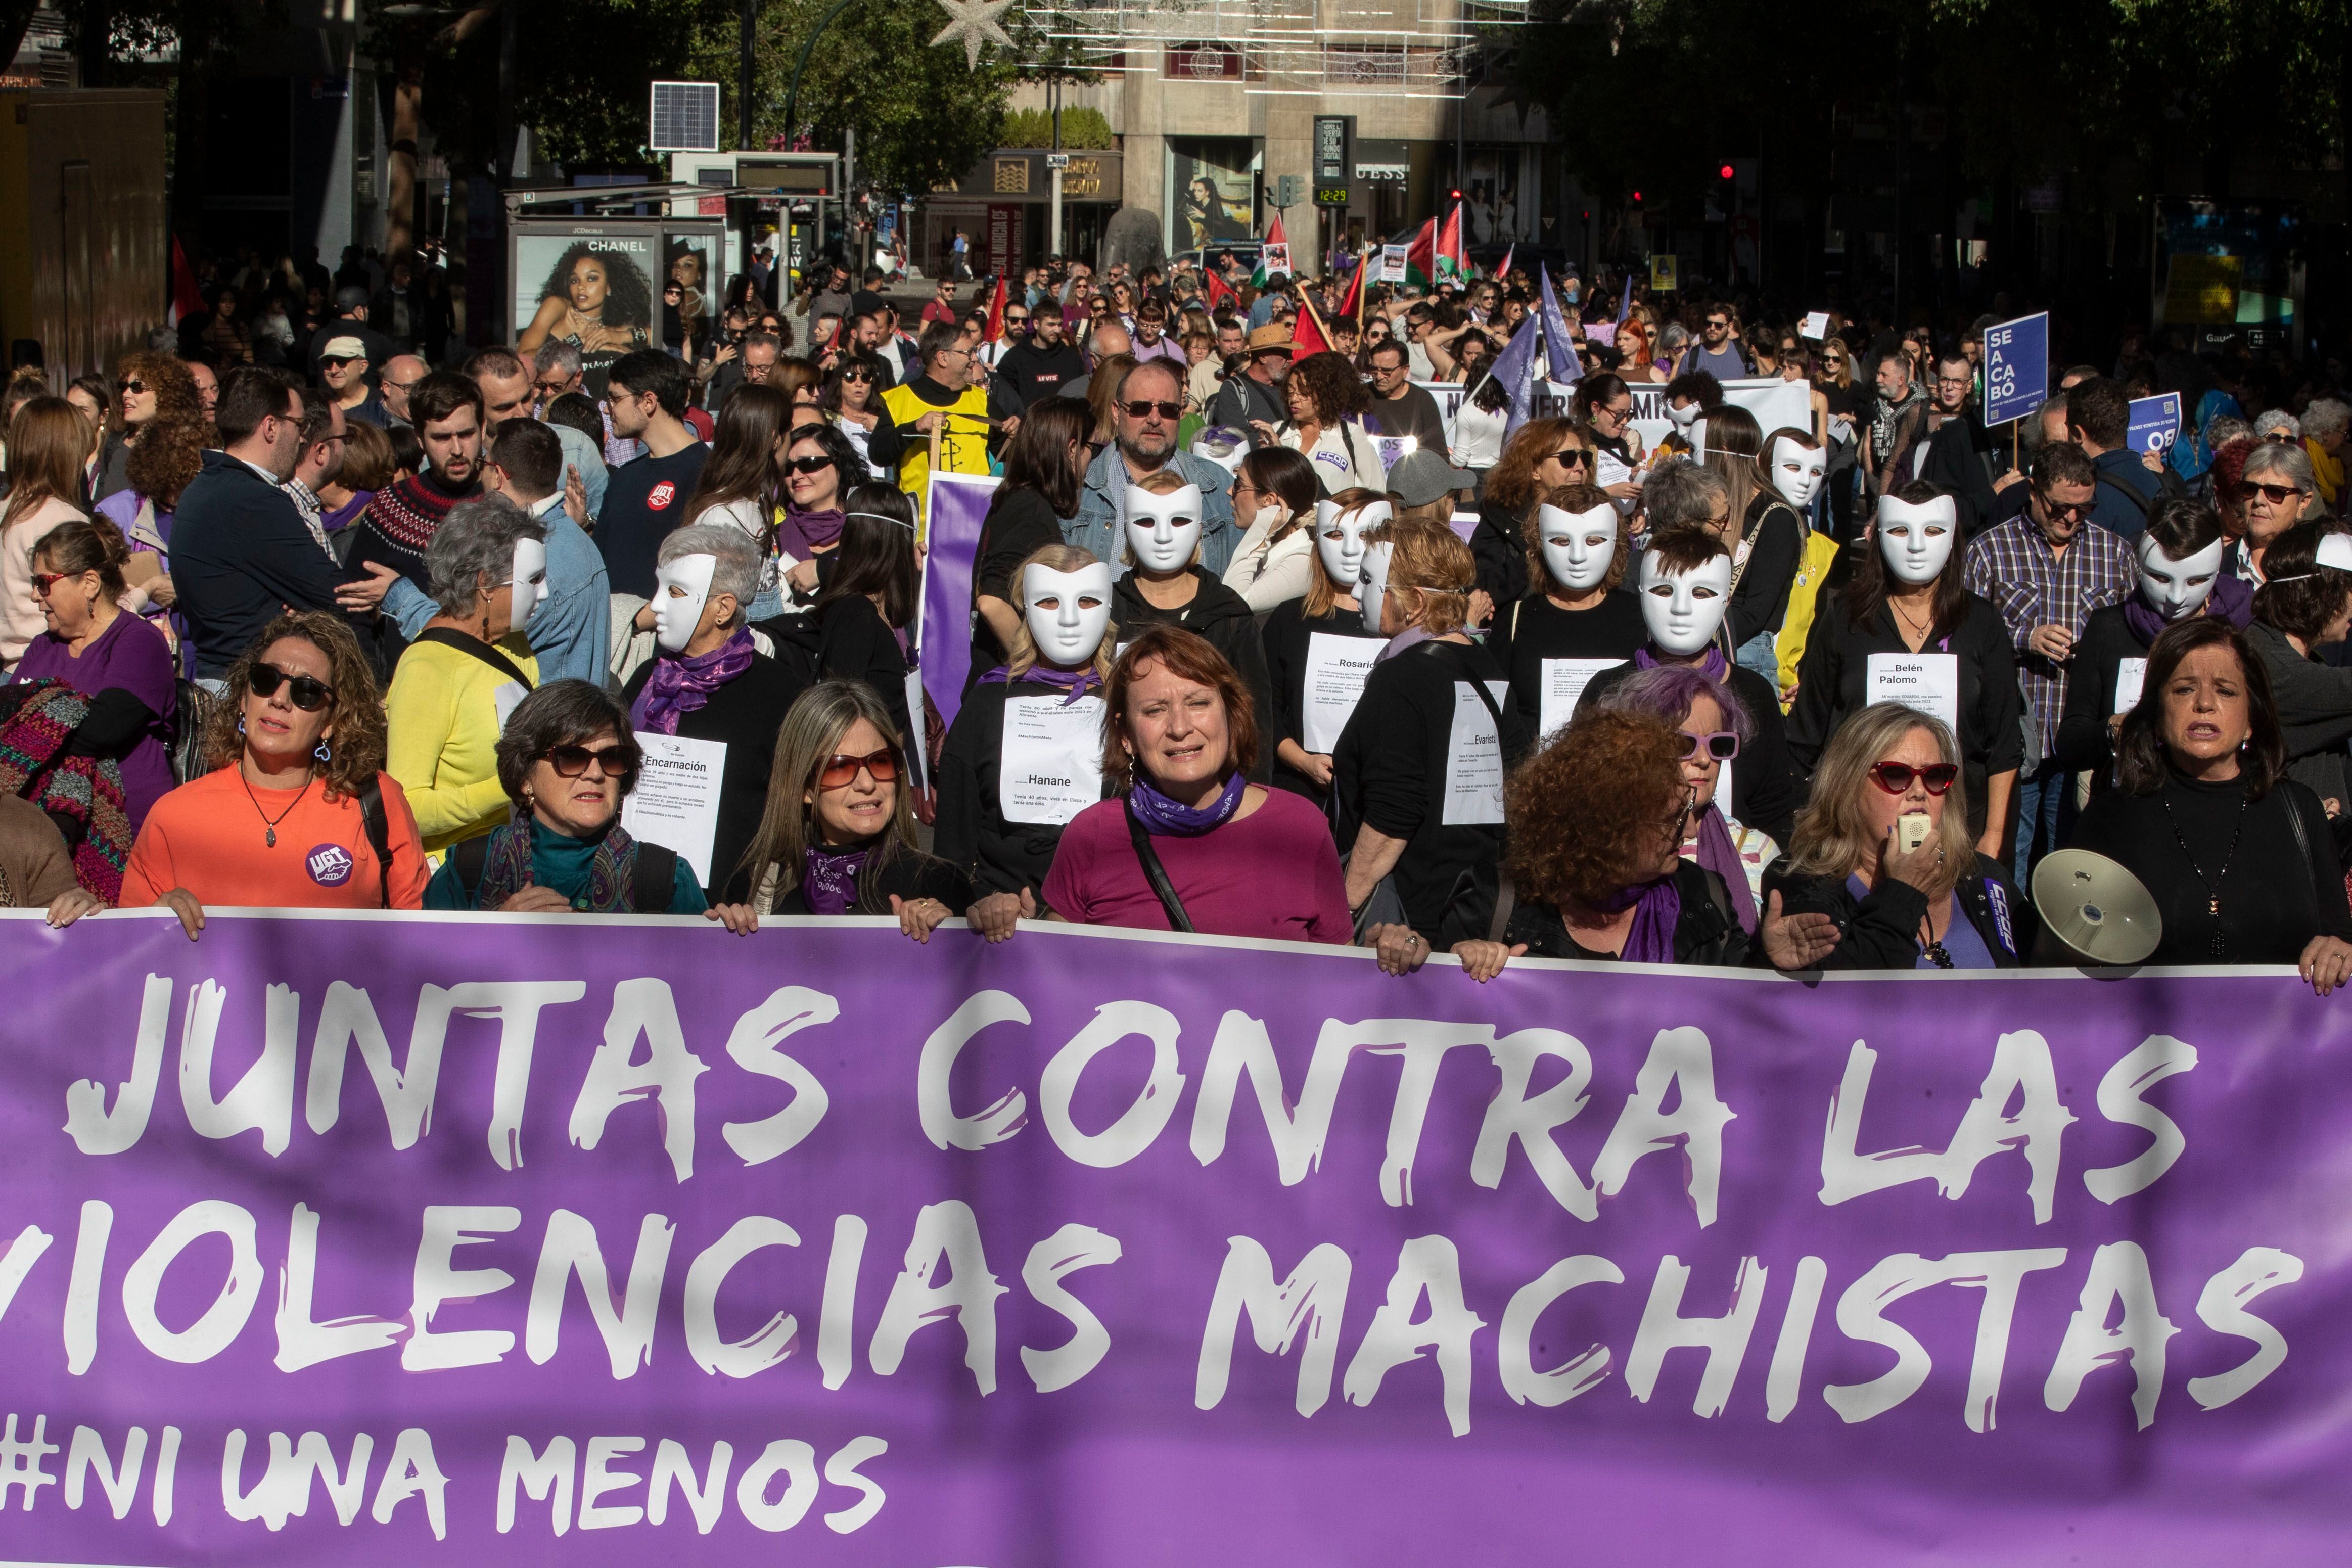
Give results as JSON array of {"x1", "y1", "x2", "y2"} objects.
[
  {"x1": 10, "y1": 519, "x2": 177, "y2": 829},
  {"x1": 1038, "y1": 624, "x2": 1352, "y2": 944},
  {"x1": 91, "y1": 412, "x2": 206, "y2": 653}
]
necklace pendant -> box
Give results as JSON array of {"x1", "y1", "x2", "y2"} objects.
[
  {"x1": 265, "y1": 828, "x2": 276, "y2": 848},
  {"x1": 2210, "y1": 897, "x2": 2221, "y2": 916}
]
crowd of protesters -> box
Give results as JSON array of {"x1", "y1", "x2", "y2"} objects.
[{"x1": 2, "y1": 227, "x2": 2348, "y2": 996}]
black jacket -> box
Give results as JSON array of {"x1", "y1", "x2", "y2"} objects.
[
  {"x1": 1468, "y1": 496, "x2": 1532, "y2": 607},
  {"x1": 1919, "y1": 410, "x2": 2012, "y2": 538},
  {"x1": 1478, "y1": 859, "x2": 1755, "y2": 966},
  {"x1": 171, "y1": 451, "x2": 357, "y2": 678},
  {"x1": 934, "y1": 676, "x2": 1110, "y2": 899},
  {"x1": 1208, "y1": 374, "x2": 1286, "y2": 432},
  {"x1": 2051, "y1": 601, "x2": 2152, "y2": 777},
  {"x1": 1578, "y1": 656, "x2": 1800, "y2": 847},
  {"x1": 996, "y1": 339, "x2": 1089, "y2": 410},
  {"x1": 1761, "y1": 853, "x2": 2033, "y2": 970},
  {"x1": 623, "y1": 651, "x2": 809, "y2": 901}
]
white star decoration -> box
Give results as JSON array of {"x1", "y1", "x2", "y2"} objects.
[{"x1": 931, "y1": 0, "x2": 1017, "y2": 69}]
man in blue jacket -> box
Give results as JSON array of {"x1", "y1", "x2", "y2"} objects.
[
  {"x1": 2068, "y1": 377, "x2": 2162, "y2": 542},
  {"x1": 1064, "y1": 358, "x2": 1238, "y2": 573},
  {"x1": 171, "y1": 367, "x2": 356, "y2": 684}
]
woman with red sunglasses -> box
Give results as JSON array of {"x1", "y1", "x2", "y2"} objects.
[
  {"x1": 1762, "y1": 702, "x2": 2033, "y2": 970},
  {"x1": 711, "y1": 679, "x2": 969, "y2": 938},
  {"x1": 424, "y1": 681, "x2": 710, "y2": 916}
]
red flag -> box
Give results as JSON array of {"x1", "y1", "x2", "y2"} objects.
[
  {"x1": 1335, "y1": 257, "x2": 1363, "y2": 326},
  {"x1": 1402, "y1": 218, "x2": 1437, "y2": 288},
  {"x1": 1290, "y1": 292, "x2": 1334, "y2": 357},
  {"x1": 171, "y1": 236, "x2": 204, "y2": 325},
  {"x1": 985, "y1": 275, "x2": 1007, "y2": 341},
  {"x1": 1203, "y1": 269, "x2": 1236, "y2": 311},
  {"x1": 1435, "y1": 203, "x2": 1466, "y2": 285}
]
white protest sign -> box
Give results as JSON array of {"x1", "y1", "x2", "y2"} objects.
[
  {"x1": 1304, "y1": 633, "x2": 1380, "y2": 752},
  {"x1": 1379, "y1": 244, "x2": 1409, "y2": 283},
  {"x1": 1801, "y1": 311, "x2": 1831, "y2": 341},
  {"x1": 1866, "y1": 653, "x2": 1961, "y2": 733},
  {"x1": 1721, "y1": 377, "x2": 1814, "y2": 440},
  {"x1": 2114, "y1": 657, "x2": 2148, "y2": 716},
  {"x1": 1415, "y1": 380, "x2": 1465, "y2": 452},
  {"x1": 1539, "y1": 657, "x2": 1626, "y2": 742},
  {"x1": 1442, "y1": 681, "x2": 1511, "y2": 825},
  {"x1": 1370, "y1": 433, "x2": 1416, "y2": 472},
  {"x1": 622, "y1": 731, "x2": 727, "y2": 885},
  {"x1": 998, "y1": 694, "x2": 1105, "y2": 825}
]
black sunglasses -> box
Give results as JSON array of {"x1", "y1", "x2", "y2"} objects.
[
  {"x1": 249, "y1": 662, "x2": 334, "y2": 711},
  {"x1": 1122, "y1": 399, "x2": 1183, "y2": 421},
  {"x1": 121, "y1": 379, "x2": 148, "y2": 395},
  {"x1": 544, "y1": 743, "x2": 639, "y2": 778},
  {"x1": 841, "y1": 367, "x2": 872, "y2": 382},
  {"x1": 784, "y1": 454, "x2": 836, "y2": 475},
  {"x1": 1554, "y1": 449, "x2": 1594, "y2": 468}
]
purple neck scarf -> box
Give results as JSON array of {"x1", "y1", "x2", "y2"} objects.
[
  {"x1": 2122, "y1": 576, "x2": 2255, "y2": 647},
  {"x1": 1688, "y1": 805, "x2": 1757, "y2": 933},
  {"x1": 1376, "y1": 625, "x2": 1435, "y2": 663},
  {"x1": 1594, "y1": 872, "x2": 1683, "y2": 963},
  {"x1": 801, "y1": 844, "x2": 869, "y2": 915},
  {"x1": 1129, "y1": 770, "x2": 1246, "y2": 836},
  {"x1": 980, "y1": 665, "x2": 1101, "y2": 706},
  {"x1": 631, "y1": 625, "x2": 756, "y2": 736},
  {"x1": 1634, "y1": 643, "x2": 1731, "y2": 681},
  {"x1": 774, "y1": 505, "x2": 845, "y2": 560}
]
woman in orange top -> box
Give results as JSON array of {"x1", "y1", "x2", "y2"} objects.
[{"x1": 122, "y1": 610, "x2": 430, "y2": 935}]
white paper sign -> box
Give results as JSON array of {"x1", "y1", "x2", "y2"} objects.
[
  {"x1": 2114, "y1": 657, "x2": 2148, "y2": 715},
  {"x1": 1442, "y1": 680, "x2": 1511, "y2": 826},
  {"x1": 622, "y1": 731, "x2": 727, "y2": 885},
  {"x1": 1866, "y1": 652, "x2": 1961, "y2": 732},
  {"x1": 998, "y1": 694, "x2": 1105, "y2": 825},
  {"x1": 1538, "y1": 657, "x2": 1625, "y2": 742},
  {"x1": 1303, "y1": 632, "x2": 1380, "y2": 752},
  {"x1": 1720, "y1": 377, "x2": 1814, "y2": 441},
  {"x1": 1801, "y1": 311, "x2": 1831, "y2": 341},
  {"x1": 1415, "y1": 380, "x2": 1465, "y2": 452},
  {"x1": 1379, "y1": 244, "x2": 1409, "y2": 283},
  {"x1": 493, "y1": 681, "x2": 527, "y2": 732}
]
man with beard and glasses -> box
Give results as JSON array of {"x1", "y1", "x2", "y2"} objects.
[{"x1": 1065, "y1": 356, "x2": 1239, "y2": 572}]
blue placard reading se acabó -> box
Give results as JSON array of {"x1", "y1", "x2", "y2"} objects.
[
  {"x1": 1981, "y1": 311, "x2": 2049, "y2": 427},
  {"x1": 2128, "y1": 392, "x2": 2183, "y2": 455}
]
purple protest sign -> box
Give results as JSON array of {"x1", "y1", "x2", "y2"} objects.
[
  {"x1": 916, "y1": 470, "x2": 1001, "y2": 733},
  {"x1": 2, "y1": 908, "x2": 2348, "y2": 1564}
]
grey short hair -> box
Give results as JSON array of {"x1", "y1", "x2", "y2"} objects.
[
  {"x1": 1659, "y1": 323, "x2": 1691, "y2": 354},
  {"x1": 2253, "y1": 408, "x2": 2302, "y2": 441},
  {"x1": 657, "y1": 523, "x2": 762, "y2": 617},
  {"x1": 532, "y1": 339, "x2": 584, "y2": 379},
  {"x1": 2304, "y1": 399, "x2": 2351, "y2": 443},
  {"x1": 425, "y1": 494, "x2": 548, "y2": 616},
  {"x1": 2205, "y1": 416, "x2": 2252, "y2": 449},
  {"x1": 2243, "y1": 439, "x2": 2317, "y2": 494}
]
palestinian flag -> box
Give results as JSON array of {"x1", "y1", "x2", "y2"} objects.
[
  {"x1": 1402, "y1": 218, "x2": 1437, "y2": 288},
  {"x1": 1435, "y1": 203, "x2": 1467, "y2": 286},
  {"x1": 1251, "y1": 213, "x2": 1292, "y2": 287},
  {"x1": 1495, "y1": 243, "x2": 1515, "y2": 283}
]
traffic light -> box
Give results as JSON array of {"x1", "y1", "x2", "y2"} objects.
[
  {"x1": 1719, "y1": 163, "x2": 1735, "y2": 181},
  {"x1": 1273, "y1": 174, "x2": 1304, "y2": 208},
  {"x1": 1631, "y1": 189, "x2": 1643, "y2": 203}
]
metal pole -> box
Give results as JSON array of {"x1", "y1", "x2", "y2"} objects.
[
  {"x1": 782, "y1": 0, "x2": 861, "y2": 152},
  {"x1": 739, "y1": 0, "x2": 755, "y2": 149},
  {"x1": 1049, "y1": 76, "x2": 1064, "y2": 261}
]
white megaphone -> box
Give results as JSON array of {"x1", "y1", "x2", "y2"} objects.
[{"x1": 2031, "y1": 849, "x2": 2163, "y2": 967}]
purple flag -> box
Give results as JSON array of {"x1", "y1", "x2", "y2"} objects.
[
  {"x1": 1538, "y1": 266, "x2": 1583, "y2": 388},
  {"x1": 2, "y1": 909, "x2": 2348, "y2": 1564},
  {"x1": 915, "y1": 471, "x2": 1001, "y2": 732},
  {"x1": 1490, "y1": 310, "x2": 1544, "y2": 440},
  {"x1": 1616, "y1": 269, "x2": 1634, "y2": 325}
]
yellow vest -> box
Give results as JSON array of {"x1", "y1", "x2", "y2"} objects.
[{"x1": 880, "y1": 383, "x2": 992, "y2": 527}]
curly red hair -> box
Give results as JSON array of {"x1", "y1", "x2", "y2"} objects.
[{"x1": 1505, "y1": 709, "x2": 1685, "y2": 911}]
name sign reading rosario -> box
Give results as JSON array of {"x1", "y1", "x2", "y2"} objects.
[{"x1": 0, "y1": 911, "x2": 2344, "y2": 1563}]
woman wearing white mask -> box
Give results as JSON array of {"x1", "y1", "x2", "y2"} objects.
[
  {"x1": 384, "y1": 496, "x2": 547, "y2": 857},
  {"x1": 1488, "y1": 481, "x2": 1643, "y2": 742},
  {"x1": 1573, "y1": 526, "x2": 1800, "y2": 846},
  {"x1": 2054, "y1": 497, "x2": 2249, "y2": 783},
  {"x1": 1112, "y1": 469, "x2": 1276, "y2": 777},
  {"x1": 969, "y1": 399, "x2": 1089, "y2": 681},
  {"x1": 1766, "y1": 427, "x2": 1830, "y2": 523},
  {"x1": 1220, "y1": 447, "x2": 1321, "y2": 612},
  {"x1": 1699, "y1": 406, "x2": 1805, "y2": 681},
  {"x1": 2242, "y1": 518, "x2": 2352, "y2": 812},
  {"x1": 938, "y1": 543, "x2": 1117, "y2": 933},
  {"x1": 1786, "y1": 482, "x2": 2022, "y2": 853},
  {"x1": 625, "y1": 525, "x2": 811, "y2": 903},
  {"x1": 1262, "y1": 489, "x2": 1390, "y2": 804},
  {"x1": 1335, "y1": 516, "x2": 1527, "y2": 954}
]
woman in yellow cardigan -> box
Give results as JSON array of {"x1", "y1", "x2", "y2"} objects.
[{"x1": 385, "y1": 494, "x2": 549, "y2": 855}]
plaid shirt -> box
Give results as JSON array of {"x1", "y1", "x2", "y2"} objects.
[{"x1": 1963, "y1": 515, "x2": 2137, "y2": 755}]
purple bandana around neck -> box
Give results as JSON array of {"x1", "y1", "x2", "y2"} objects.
[
  {"x1": 2123, "y1": 575, "x2": 2254, "y2": 647},
  {"x1": 1596, "y1": 871, "x2": 1683, "y2": 963},
  {"x1": 980, "y1": 665, "x2": 1102, "y2": 706},
  {"x1": 1128, "y1": 770, "x2": 1246, "y2": 836},
  {"x1": 1376, "y1": 625, "x2": 1434, "y2": 663},
  {"x1": 1689, "y1": 804, "x2": 1757, "y2": 933},
  {"x1": 775, "y1": 505, "x2": 845, "y2": 559},
  {"x1": 630, "y1": 625, "x2": 756, "y2": 736},
  {"x1": 1634, "y1": 644, "x2": 1731, "y2": 682},
  {"x1": 801, "y1": 844, "x2": 870, "y2": 915}
]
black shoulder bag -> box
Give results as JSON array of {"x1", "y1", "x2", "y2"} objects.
[
  {"x1": 413, "y1": 627, "x2": 535, "y2": 690},
  {"x1": 1123, "y1": 801, "x2": 1195, "y2": 933}
]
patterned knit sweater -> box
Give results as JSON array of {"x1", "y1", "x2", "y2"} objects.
[{"x1": 351, "y1": 470, "x2": 480, "y2": 588}]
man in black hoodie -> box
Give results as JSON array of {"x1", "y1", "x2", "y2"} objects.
[{"x1": 995, "y1": 306, "x2": 1087, "y2": 410}]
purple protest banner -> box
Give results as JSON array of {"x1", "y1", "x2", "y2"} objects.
[
  {"x1": 917, "y1": 470, "x2": 1002, "y2": 734},
  {"x1": 2, "y1": 908, "x2": 2348, "y2": 1564}
]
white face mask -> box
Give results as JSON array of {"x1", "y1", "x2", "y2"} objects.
[
  {"x1": 1126, "y1": 484, "x2": 1204, "y2": 574},
  {"x1": 1637, "y1": 550, "x2": 1733, "y2": 656},
  {"x1": 1316, "y1": 499, "x2": 1389, "y2": 594},
  {"x1": 1668, "y1": 399, "x2": 1703, "y2": 432},
  {"x1": 1771, "y1": 437, "x2": 1828, "y2": 509},
  {"x1": 1023, "y1": 561, "x2": 1114, "y2": 666},
  {"x1": 2138, "y1": 534, "x2": 2225, "y2": 622},
  {"x1": 1537, "y1": 502, "x2": 1619, "y2": 592},
  {"x1": 1358, "y1": 541, "x2": 1394, "y2": 635},
  {"x1": 508, "y1": 538, "x2": 549, "y2": 635},
  {"x1": 1876, "y1": 495, "x2": 1958, "y2": 585},
  {"x1": 652, "y1": 553, "x2": 717, "y2": 653}
]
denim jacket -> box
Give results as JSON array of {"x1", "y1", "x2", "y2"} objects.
[{"x1": 1064, "y1": 444, "x2": 1239, "y2": 575}]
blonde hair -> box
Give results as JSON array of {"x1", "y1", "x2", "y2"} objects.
[
  {"x1": 1006, "y1": 542, "x2": 1117, "y2": 683},
  {"x1": 1782, "y1": 704, "x2": 1973, "y2": 899},
  {"x1": 1364, "y1": 514, "x2": 1474, "y2": 636}
]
